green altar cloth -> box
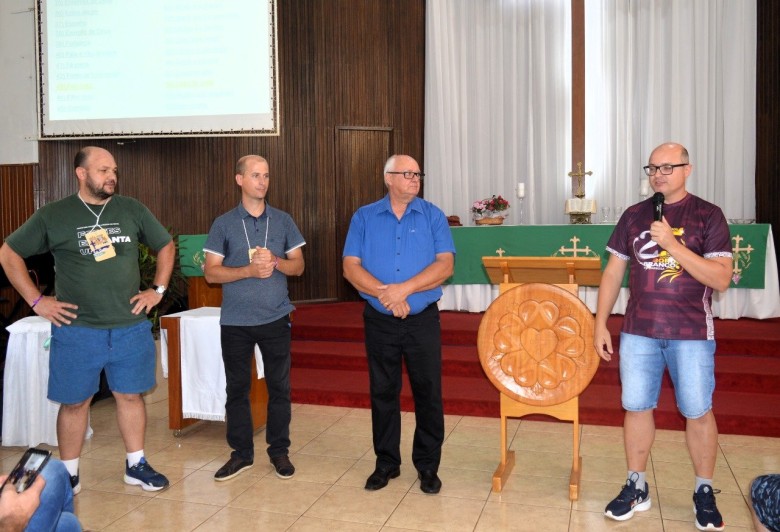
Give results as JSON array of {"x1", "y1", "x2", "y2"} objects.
[
  {"x1": 178, "y1": 224, "x2": 768, "y2": 289},
  {"x1": 447, "y1": 224, "x2": 767, "y2": 289}
]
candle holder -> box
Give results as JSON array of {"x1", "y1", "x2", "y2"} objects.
[
  {"x1": 516, "y1": 182, "x2": 526, "y2": 224},
  {"x1": 517, "y1": 198, "x2": 525, "y2": 224}
]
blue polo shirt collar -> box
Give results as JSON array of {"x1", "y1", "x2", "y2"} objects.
[{"x1": 238, "y1": 202, "x2": 272, "y2": 221}]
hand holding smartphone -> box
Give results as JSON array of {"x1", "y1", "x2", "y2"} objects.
[{"x1": 0, "y1": 448, "x2": 52, "y2": 495}]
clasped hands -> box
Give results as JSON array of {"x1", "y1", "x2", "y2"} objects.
[
  {"x1": 248, "y1": 246, "x2": 276, "y2": 279},
  {"x1": 376, "y1": 284, "x2": 410, "y2": 319}
]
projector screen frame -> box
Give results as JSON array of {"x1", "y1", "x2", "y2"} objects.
[{"x1": 35, "y1": 0, "x2": 280, "y2": 139}]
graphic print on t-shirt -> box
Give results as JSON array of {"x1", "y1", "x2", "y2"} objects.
[
  {"x1": 632, "y1": 226, "x2": 686, "y2": 283},
  {"x1": 76, "y1": 222, "x2": 132, "y2": 256}
]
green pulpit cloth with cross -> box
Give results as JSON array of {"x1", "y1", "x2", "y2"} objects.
[{"x1": 446, "y1": 224, "x2": 767, "y2": 289}]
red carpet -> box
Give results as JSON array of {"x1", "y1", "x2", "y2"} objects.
[{"x1": 290, "y1": 302, "x2": 780, "y2": 437}]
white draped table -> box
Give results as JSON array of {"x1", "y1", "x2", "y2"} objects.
[
  {"x1": 2, "y1": 316, "x2": 93, "y2": 447},
  {"x1": 160, "y1": 307, "x2": 265, "y2": 424}
]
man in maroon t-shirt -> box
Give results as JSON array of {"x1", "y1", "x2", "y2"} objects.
[{"x1": 594, "y1": 142, "x2": 733, "y2": 531}]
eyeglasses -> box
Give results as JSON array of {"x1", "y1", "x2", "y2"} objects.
[
  {"x1": 386, "y1": 171, "x2": 424, "y2": 181},
  {"x1": 643, "y1": 163, "x2": 688, "y2": 176}
]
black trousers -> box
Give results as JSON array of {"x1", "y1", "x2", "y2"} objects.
[
  {"x1": 363, "y1": 303, "x2": 444, "y2": 472},
  {"x1": 220, "y1": 317, "x2": 292, "y2": 461}
]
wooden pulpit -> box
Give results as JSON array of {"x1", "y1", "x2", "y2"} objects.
[{"x1": 477, "y1": 256, "x2": 601, "y2": 500}]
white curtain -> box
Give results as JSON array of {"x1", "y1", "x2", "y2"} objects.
[
  {"x1": 424, "y1": 0, "x2": 572, "y2": 226},
  {"x1": 425, "y1": 0, "x2": 756, "y2": 226},
  {"x1": 585, "y1": 0, "x2": 757, "y2": 221}
]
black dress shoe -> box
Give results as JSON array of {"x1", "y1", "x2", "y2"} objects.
[
  {"x1": 365, "y1": 465, "x2": 401, "y2": 491},
  {"x1": 418, "y1": 470, "x2": 442, "y2": 494}
]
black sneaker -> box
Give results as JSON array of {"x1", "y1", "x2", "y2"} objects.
[
  {"x1": 123, "y1": 457, "x2": 169, "y2": 491},
  {"x1": 604, "y1": 477, "x2": 651, "y2": 521},
  {"x1": 214, "y1": 456, "x2": 254, "y2": 482},
  {"x1": 693, "y1": 484, "x2": 725, "y2": 531},
  {"x1": 270, "y1": 455, "x2": 295, "y2": 479},
  {"x1": 70, "y1": 473, "x2": 81, "y2": 495}
]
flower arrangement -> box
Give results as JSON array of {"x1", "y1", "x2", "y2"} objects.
[{"x1": 472, "y1": 195, "x2": 510, "y2": 221}]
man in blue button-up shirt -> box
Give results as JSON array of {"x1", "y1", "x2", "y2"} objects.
[{"x1": 343, "y1": 154, "x2": 455, "y2": 495}]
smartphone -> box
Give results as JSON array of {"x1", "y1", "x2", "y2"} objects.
[{"x1": 0, "y1": 448, "x2": 52, "y2": 495}]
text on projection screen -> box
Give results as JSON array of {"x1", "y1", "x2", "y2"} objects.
[{"x1": 38, "y1": 0, "x2": 278, "y2": 138}]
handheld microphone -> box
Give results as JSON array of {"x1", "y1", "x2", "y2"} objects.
[{"x1": 652, "y1": 192, "x2": 664, "y2": 222}]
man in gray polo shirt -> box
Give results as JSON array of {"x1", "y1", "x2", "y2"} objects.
[{"x1": 203, "y1": 155, "x2": 305, "y2": 481}]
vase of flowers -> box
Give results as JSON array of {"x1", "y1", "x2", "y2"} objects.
[{"x1": 472, "y1": 195, "x2": 510, "y2": 225}]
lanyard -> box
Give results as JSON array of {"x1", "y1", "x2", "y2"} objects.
[
  {"x1": 242, "y1": 214, "x2": 270, "y2": 251},
  {"x1": 77, "y1": 193, "x2": 110, "y2": 232}
]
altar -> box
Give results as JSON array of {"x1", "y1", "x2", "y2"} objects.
[
  {"x1": 441, "y1": 224, "x2": 780, "y2": 319},
  {"x1": 175, "y1": 226, "x2": 780, "y2": 319}
]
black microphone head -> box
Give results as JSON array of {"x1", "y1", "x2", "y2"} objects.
[{"x1": 652, "y1": 192, "x2": 664, "y2": 221}]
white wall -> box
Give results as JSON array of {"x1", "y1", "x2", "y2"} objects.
[{"x1": 0, "y1": 0, "x2": 38, "y2": 164}]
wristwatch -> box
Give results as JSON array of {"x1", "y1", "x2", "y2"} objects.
[{"x1": 153, "y1": 285, "x2": 166, "y2": 295}]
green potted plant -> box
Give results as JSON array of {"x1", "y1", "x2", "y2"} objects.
[{"x1": 138, "y1": 232, "x2": 188, "y2": 337}]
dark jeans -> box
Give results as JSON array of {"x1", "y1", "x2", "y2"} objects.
[
  {"x1": 220, "y1": 317, "x2": 292, "y2": 461},
  {"x1": 363, "y1": 303, "x2": 444, "y2": 472}
]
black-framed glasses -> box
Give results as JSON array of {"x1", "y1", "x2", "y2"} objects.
[
  {"x1": 386, "y1": 171, "x2": 424, "y2": 181},
  {"x1": 643, "y1": 163, "x2": 688, "y2": 176}
]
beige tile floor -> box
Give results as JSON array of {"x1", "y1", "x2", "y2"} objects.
[{"x1": 2, "y1": 398, "x2": 777, "y2": 531}]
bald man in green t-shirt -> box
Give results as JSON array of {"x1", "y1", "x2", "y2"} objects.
[{"x1": 0, "y1": 146, "x2": 174, "y2": 495}]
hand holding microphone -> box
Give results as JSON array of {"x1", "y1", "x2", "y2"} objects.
[
  {"x1": 650, "y1": 192, "x2": 675, "y2": 249},
  {"x1": 652, "y1": 192, "x2": 664, "y2": 222}
]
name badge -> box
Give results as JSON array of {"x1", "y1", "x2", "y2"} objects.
[{"x1": 85, "y1": 228, "x2": 116, "y2": 262}]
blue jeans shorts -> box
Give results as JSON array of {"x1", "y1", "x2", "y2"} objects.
[
  {"x1": 619, "y1": 332, "x2": 716, "y2": 419},
  {"x1": 48, "y1": 320, "x2": 156, "y2": 404}
]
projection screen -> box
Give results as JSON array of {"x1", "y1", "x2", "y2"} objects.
[{"x1": 36, "y1": 0, "x2": 278, "y2": 138}]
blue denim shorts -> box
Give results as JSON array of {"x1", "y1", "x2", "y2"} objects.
[
  {"x1": 619, "y1": 332, "x2": 715, "y2": 419},
  {"x1": 48, "y1": 320, "x2": 156, "y2": 404}
]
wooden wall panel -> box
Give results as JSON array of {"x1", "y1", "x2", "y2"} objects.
[
  {"x1": 1, "y1": 164, "x2": 35, "y2": 239},
  {"x1": 32, "y1": 0, "x2": 426, "y2": 303},
  {"x1": 1, "y1": 164, "x2": 37, "y2": 320},
  {"x1": 756, "y1": 0, "x2": 780, "y2": 278}
]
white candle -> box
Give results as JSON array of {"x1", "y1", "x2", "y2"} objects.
[
  {"x1": 640, "y1": 178, "x2": 649, "y2": 196},
  {"x1": 517, "y1": 182, "x2": 525, "y2": 198}
]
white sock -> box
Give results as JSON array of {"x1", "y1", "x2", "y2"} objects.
[
  {"x1": 127, "y1": 450, "x2": 145, "y2": 468},
  {"x1": 62, "y1": 458, "x2": 80, "y2": 477}
]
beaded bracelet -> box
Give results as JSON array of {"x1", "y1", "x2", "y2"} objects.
[{"x1": 31, "y1": 294, "x2": 44, "y2": 308}]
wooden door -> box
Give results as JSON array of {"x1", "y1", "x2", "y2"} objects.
[{"x1": 334, "y1": 127, "x2": 394, "y2": 301}]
